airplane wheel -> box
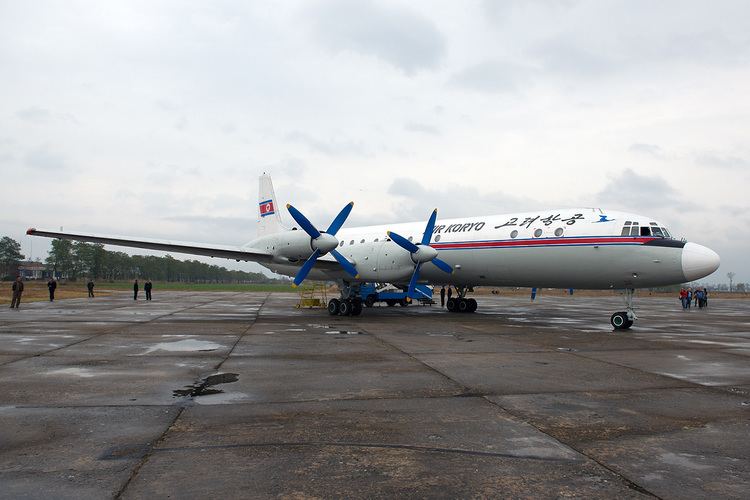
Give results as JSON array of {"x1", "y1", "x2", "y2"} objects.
[
  {"x1": 327, "y1": 299, "x2": 340, "y2": 316},
  {"x1": 467, "y1": 298, "x2": 477, "y2": 313},
  {"x1": 458, "y1": 299, "x2": 469, "y2": 313},
  {"x1": 386, "y1": 300, "x2": 397, "y2": 307},
  {"x1": 399, "y1": 298, "x2": 409, "y2": 307},
  {"x1": 351, "y1": 300, "x2": 363, "y2": 316},
  {"x1": 610, "y1": 312, "x2": 632, "y2": 330},
  {"x1": 446, "y1": 298, "x2": 457, "y2": 312},
  {"x1": 365, "y1": 295, "x2": 376, "y2": 308},
  {"x1": 339, "y1": 299, "x2": 352, "y2": 316}
]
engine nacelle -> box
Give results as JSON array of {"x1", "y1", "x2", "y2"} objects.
[{"x1": 273, "y1": 230, "x2": 314, "y2": 260}]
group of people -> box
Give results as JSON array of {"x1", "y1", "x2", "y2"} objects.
[
  {"x1": 439, "y1": 286, "x2": 456, "y2": 307},
  {"x1": 8, "y1": 276, "x2": 154, "y2": 309},
  {"x1": 45, "y1": 278, "x2": 95, "y2": 302},
  {"x1": 679, "y1": 287, "x2": 708, "y2": 309},
  {"x1": 133, "y1": 279, "x2": 153, "y2": 301}
]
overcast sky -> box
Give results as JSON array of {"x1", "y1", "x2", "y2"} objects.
[{"x1": 1, "y1": 0, "x2": 748, "y2": 284}]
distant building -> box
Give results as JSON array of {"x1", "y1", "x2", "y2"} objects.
[{"x1": 18, "y1": 261, "x2": 49, "y2": 280}]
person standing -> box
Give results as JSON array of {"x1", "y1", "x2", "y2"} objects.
[
  {"x1": 47, "y1": 277, "x2": 57, "y2": 302},
  {"x1": 133, "y1": 279, "x2": 139, "y2": 300},
  {"x1": 447, "y1": 287, "x2": 453, "y2": 302},
  {"x1": 679, "y1": 288, "x2": 688, "y2": 309},
  {"x1": 440, "y1": 286, "x2": 446, "y2": 307},
  {"x1": 686, "y1": 288, "x2": 692, "y2": 309},
  {"x1": 10, "y1": 276, "x2": 24, "y2": 309},
  {"x1": 703, "y1": 288, "x2": 709, "y2": 308},
  {"x1": 144, "y1": 279, "x2": 153, "y2": 301},
  {"x1": 87, "y1": 280, "x2": 95, "y2": 298}
]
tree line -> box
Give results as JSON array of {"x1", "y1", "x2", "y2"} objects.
[{"x1": 1, "y1": 236, "x2": 285, "y2": 283}]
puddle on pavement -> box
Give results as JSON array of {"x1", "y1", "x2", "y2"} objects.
[
  {"x1": 143, "y1": 339, "x2": 223, "y2": 354},
  {"x1": 325, "y1": 330, "x2": 362, "y2": 335},
  {"x1": 173, "y1": 372, "x2": 239, "y2": 398}
]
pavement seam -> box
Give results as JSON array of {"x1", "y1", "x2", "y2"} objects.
[
  {"x1": 0, "y1": 293, "x2": 240, "y2": 367},
  {"x1": 483, "y1": 396, "x2": 663, "y2": 499},
  {"x1": 114, "y1": 292, "x2": 268, "y2": 499},
  {"x1": 150, "y1": 441, "x2": 579, "y2": 462}
]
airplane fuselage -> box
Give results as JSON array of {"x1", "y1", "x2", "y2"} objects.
[{"x1": 249, "y1": 208, "x2": 718, "y2": 290}]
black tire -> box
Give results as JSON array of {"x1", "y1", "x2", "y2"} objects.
[
  {"x1": 386, "y1": 299, "x2": 397, "y2": 307},
  {"x1": 467, "y1": 298, "x2": 477, "y2": 312},
  {"x1": 364, "y1": 295, "x2": 376, "y2": 308},
  {"x1": 327, "y1": 299, "x2": 340, "y2": 316},
  {"x1": 339, "y1": 299, "x2": 352, "y2": 316},
  {"x1": 610, "y1": 312, "x2": 631, "y2": 330},
  {"x1": 446, "y1": 298, "x2": 457, "y2": 312},
  {"x1": 351, "y1": 300, "x2": 363, "y2": 316},
  {"x1": 399, "y1": 298, "x2": 409, "y2": 307},
  {"x1": 458, "y1": 298, "x2": 469, "y2": 313}
]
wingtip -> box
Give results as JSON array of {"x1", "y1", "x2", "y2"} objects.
[{"x1": 26, "y1": 228, "x2": 36, "y2": 235}]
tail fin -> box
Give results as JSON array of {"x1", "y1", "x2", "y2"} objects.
[{"x1": 257, "y1": 173, "x2": 284, "y2": 236}]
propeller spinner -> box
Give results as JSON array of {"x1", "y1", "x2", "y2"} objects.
[
  {"x1": 387, "y1": 209, "x2": 452, "y2": 298},
  {"x1": 286, "y1": 202, "x2": 359, "y2": 286}
]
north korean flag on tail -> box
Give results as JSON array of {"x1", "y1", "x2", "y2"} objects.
[{"x1": 259, "y1": 199, "x2": 275, "y2": 217}]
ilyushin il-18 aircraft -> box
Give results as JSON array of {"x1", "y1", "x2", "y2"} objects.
[{"x1": 28, "y1": 174, "x2": 720, "y2": 329}]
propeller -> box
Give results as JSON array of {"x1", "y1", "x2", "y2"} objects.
[
  {"x1": 286, "y1": 202, "x2": 359, "y2": 286},
  {"x1": 387, "y1": 209, "x2": 452, "y2": 298}
]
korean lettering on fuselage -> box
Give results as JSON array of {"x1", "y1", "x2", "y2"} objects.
[{"x1": 494, "y1": 213, "x2": 584, "y2": 229}]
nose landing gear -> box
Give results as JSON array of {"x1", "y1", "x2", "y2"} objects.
[{"x1": 611, "y1": 288, "x2": 636, "y2": 330}]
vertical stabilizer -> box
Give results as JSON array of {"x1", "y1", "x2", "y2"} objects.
[{"x1": 257, "y1": 173, "x2": 283, "y2": 236}]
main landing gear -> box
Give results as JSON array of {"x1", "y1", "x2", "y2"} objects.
[
  {"x1": 610, "y1": 288, "x2": 636, "y2": 330},
  {"x1": 328, "y1": 298, "x2": 363, "y2": 317},
  {"x1": 445, "y1": 286, "x2": 478, "y2": 313}
]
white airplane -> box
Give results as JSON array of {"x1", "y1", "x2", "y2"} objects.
[{"x1": 27, "y1": 174, "x2": 720, "y2": 329}]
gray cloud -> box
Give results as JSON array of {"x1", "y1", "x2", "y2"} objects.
[
  {"x1": 595, "y1": 168, "x2": 687, "y2": 211},
  {"x1": 16, "y1": 107, "x2": 52, "y2": 123},
  {"x1": 404, "y1": 122, "x2": 440, "y2": 135},
  {"x1": 449, "y1": 61, "x2": 528, "y2": 93},
  {"x1": 311, "y1": 0, "x2": 446, "y2": 74},
  {"x1": 387, "y1": 177, "x2": 538, "y2": 221},
  {"x1": 695, "y1": 151, "x2": 749, "y2": 169},
  {"x1": 24, "y1": 147, "x2": 67, "y2": 171},
  {"x1": 285, "y1": 131, "x2": 368, "y2": 157},
  {"x1": 629, "y1": 143, "x2": 664, "y2": 158}
]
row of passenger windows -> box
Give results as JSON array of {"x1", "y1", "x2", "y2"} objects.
[
  {"x1": 620, "y1": 221, "x2": 671, "y2": 238},
  {"x1": 337, "y1": 227, "x2": 566, "y2": 246}
]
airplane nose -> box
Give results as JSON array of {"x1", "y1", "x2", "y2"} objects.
[{"x1": 681, "y1": 242, "x2": 720, "y2": 281}]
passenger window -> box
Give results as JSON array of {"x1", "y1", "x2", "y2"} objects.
[
  {"x1": 533, "y1": 228, "x2": 543, "y2": 238},
  {"x1": 510, "y1": 230, "x2": 518, "y2": 239},
  {"x1": 640, "y1": 227, "x2": 651, "y2": 236},
  {"x1": 360, "y1": 239, "x2": 365, "y2": 243},
  {"x1": 651, "y1": 227, "x2": 664, "y2": 237},
  {"x1": 554, "y1": 228, "x2": 564, "y2": 237},
  {"x1": 630, "y1": 225, "x2": 639, "y2": 236},
  {"x1": 349, "y1": 240, "x2": 354, "y2": 245}
]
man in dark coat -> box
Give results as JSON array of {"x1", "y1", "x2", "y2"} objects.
[
  {"x1": 10, "y1": 276, "x2": 24, "y2": 309},
  {"x1": 144, "y1": 279, "x2": 153, "y2": 301},
  {"x1": 87, "y1": 280, "x2": 95, "y2": 298},
  {"x1": 133, "y1": 279, "x2": 139, "y2": 300},
  {"x1": 440, "y1": 286, "x2": 446, "y2": 307},
  {"x1": 47, "y1": 278, "x2": 57, "y2": 301}
]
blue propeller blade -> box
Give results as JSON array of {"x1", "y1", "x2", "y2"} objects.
[
  {"x1": 407, "y1": 263, "x2": 422, "y2": 297},
  {"x1": 331, "y1": 249, "x2": 359, "y2": 278},
  {"x1": 431, "y1": 258, "x2": 453, "y2": 274},
  {"x1": 388, "y1": 231, "x2": 419, "y2": 254},
  {"x1": 422, "y1": 209, "x2": 438, "y2": 245},
  {"x1": 327, "y1": 202, "x2": 354, "y2": 235},
  {"x1": 293, "y1": 249, "x2": 321, "y2": 286},
  {"x1": 286, "y1": 204, "x2": 321, "y2": 239}
]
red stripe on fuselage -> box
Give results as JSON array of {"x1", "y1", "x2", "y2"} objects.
[{"x1": 432, "y1": 236, "x2": 655, "y2": 250}]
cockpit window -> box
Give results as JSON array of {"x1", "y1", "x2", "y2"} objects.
[
  {"x1": 651, "y1": 227, "x2": 664, "y2": 237},
  {"x1": 640, "y1": 226, "x2": 651, "y2": 236},
  {"x1": 662, "y1": 228, "x2": 671, "y2": 238},
  {"x1": 630, "y1": 224, "x2": 640, "y2": 236},
  {"x1": 621, "y1": 226, "x2": 631, "y2": 236}
]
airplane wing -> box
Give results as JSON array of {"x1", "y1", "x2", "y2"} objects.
[{"x1": 26, "y1": 228, "x2": 275, "y2": 263}]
